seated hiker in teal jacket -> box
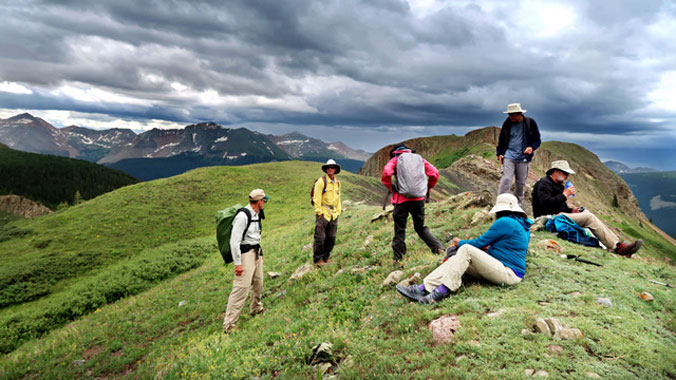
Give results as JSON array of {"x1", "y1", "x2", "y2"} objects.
[{"x1": 397, "y1": 193, "x2": 532, "y2": 304}]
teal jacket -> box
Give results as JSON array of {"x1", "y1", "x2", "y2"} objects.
[{"x1": 458, "y1": 215, "x2": 532, "y2": 276}]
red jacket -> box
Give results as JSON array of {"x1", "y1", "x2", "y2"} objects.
[{"x1": 381, "y1": 155, "x2": 439, "y2": 204}]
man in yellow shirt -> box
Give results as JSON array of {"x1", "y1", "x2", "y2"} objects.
[{"x1": 312, "y1": 159, "x2": 342, "y2": 266}]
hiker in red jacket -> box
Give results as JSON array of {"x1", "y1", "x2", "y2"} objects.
[{"x1": 382, "y1": 145, "x2": 444, "y2": 263}]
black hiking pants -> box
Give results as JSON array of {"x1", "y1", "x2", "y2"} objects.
[
  {"x1": 313, "y1": 215, "x2": 338, "y2": 263},
  {"x1": 392, "y1": 200, "x2": 443, "y2": 261}
]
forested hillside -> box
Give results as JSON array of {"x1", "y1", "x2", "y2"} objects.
[{"x1": 0, "y1": 146, "x2": 139, "y2": 208}]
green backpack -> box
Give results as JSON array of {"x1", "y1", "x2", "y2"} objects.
[{"x1": 216, "y1": 204, "x2": 252, "y2": 264}]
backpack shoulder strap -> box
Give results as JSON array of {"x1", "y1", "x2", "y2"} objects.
[
  {"x1": 322, "y1": 175, "x2": 327, "y2": 193},
  {"x1": 238, "y1": 207, "x2": 253, "y2": 240}
]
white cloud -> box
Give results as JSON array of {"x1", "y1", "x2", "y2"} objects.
[
  {"x1": 650, "y1": 195, "x2": 676, "y2": 211},
  {"x1": 0, "y1": 81, "x2": 32, "y2": 94}
]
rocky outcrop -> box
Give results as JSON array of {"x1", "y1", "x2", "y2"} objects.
[{"x1": 0, "y1": 195, "x2": 52, "y2": 218}]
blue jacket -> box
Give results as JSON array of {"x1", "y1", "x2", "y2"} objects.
[{"x1": 458, "y1": 215, "x2": 532, "y2": 276}]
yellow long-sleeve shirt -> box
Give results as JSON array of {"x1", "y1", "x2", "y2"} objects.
[{"x1": 313, "y1": 176, "x2": 341, "y2": 221}]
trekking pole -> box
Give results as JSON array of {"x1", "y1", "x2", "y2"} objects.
[
  {"x1": 566, "y1": 254, "x2": 601, "y2": 266},
  {"x1": 649, "y1": 279, "x2": 675, "y2": 288},
  {"x1": 382, "y1": 191, "x2": 391, "y2": 210},
  {"x1": 425, "y1": 189, "x2": 430, "y2": 204}
]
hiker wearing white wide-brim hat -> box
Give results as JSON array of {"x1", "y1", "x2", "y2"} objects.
[
  {"x1": 532, "y1": 160, "x2": 643, "y2": 257},
  {"x1": 490, "y1": 193, "x2": 527, "y2": 217},
  {"x1": 396, "y1": 194, "x2": 533, "y2": 304},
  {"x1": 321, "y1": 159, "x2": 341, "y2": 174},
  {"x1": 496, "y1": 102, "x2": 542, "y2": 207},
  {"x1": 312, "y1": 159, "x2": 342, "y2": 265}
]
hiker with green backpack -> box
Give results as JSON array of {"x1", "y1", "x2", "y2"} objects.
[
  {"x1": 220, "y1": 189, "x2": 268, "y2": 333},
  {"x1": 312, "y1": 159, "x2": 342, "y2": 266}
]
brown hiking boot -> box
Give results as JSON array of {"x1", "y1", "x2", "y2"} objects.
[{"x1": 614, "y1": 240, "x2": 643, "y2": 257}]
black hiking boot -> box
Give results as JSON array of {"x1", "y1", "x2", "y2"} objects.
[
  {"x1": 418, "y1": 290, "x2": 448, "y2": 305},
  {"x1": 614, "y1": 240, "x2": 643, "y2": 257},
  {"x1": 396, "y1": 284, "x2": 427, "y2": 302}
]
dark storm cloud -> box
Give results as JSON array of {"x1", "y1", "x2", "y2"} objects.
[{"x1": 1, "y1": 0, "x2": 675, "y2": 167}]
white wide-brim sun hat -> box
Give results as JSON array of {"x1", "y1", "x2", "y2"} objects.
[
  {"x1": 321, "y1": 159, "x2": 341, "y2": 174},
  {"x1": 503, "y1": 103, "x2": 527, "y2": 114},
  {"x1": 490, "y1": 193, "x2": 527, "y2": 216}
]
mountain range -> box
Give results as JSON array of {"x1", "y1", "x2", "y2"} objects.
[
  {"x1": 0, "y1": 113, "x2": 370, "y2": 179},
  {"x1": 604, "y1": 160, "x2": 657, "y2": 174}
]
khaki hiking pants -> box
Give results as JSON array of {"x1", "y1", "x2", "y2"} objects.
[
  {"x1": 561, "y1": 211, "x2": 619, "y2": 249},
  {"x1": 423, "y1": 244, "x2": 521, "y2": 293},
  {"x1": 223, "y1": 249, "x2": 263, "y2": 331}
]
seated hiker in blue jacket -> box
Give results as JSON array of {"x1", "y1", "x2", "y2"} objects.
[{"x1": 396, "y1": 193, "x2": 532, "y2": 304}]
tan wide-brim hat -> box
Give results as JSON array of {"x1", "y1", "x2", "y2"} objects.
[
  {"x1": 249, "y1": 188, "x2": 269, "y2": 201},
  {"x1": 546, "y1": 160, "x2": 576, "y2": 175},
  {"x1": 490, "y1": 193, "x2": 527, "y2": 217},
  {"x1": 503, "y1": 103, "x2": 527, "y2": 114},
  {"x1": 322, "y1": 159, "x2": 341, "y2": 174}
]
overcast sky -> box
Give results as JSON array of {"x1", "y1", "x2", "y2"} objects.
[{"x1": 1, "y1": 0, "x2": 675, "y2": 169}]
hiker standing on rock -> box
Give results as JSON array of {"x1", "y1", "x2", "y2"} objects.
[
  {"x1": 223, "y1": 189, "x2": 268, "y2": 333},
  {"x1": 496, "y1": 103, "x2": 542, "y2": 206},
  {"x1": 382, "y1": 145, "x2": 445, "y2": 263},
  {"x1": 396, "y1": 193, "x2": 531, "y2": 304},
  {"x1": 532, "y1": 160, "x2": 643, "y2": 256},
  {"x1": 312, "y1": 159, "x2": 342, "y2": 266}
]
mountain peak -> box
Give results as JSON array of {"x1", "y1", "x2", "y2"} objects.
[
  {"x1": 6, "y1": 112, "x2": 37, "y2": 122},
  {"x1": 186, "y1": 121, "x2": 223, "y2": 130}
]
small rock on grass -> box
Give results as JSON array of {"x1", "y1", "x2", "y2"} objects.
[
  {"x1": 267, "y1": 272, "x2": 281, "y2": 279},
  {"x1": 382, "y1": 270, "x2": 404, "y2": 286},
  {"x1": 544, "y1": 318, "x2": 563, "y2": 336},
  {"x1": 290, "y1": 264, "x2": 314, "y2": 280},
  {"x1": 302, "y1": 243, "x2": 312, "y2": 251},
  {"x1": 570, "y1": 291, "x2": 582, "y2": 297},
  {"x1": 639, "y1": 292, "x2": 654, "y2": 301},
  {"x1": 428, "y1": 315, "x2": 460, "y2": 345},
  {"x1": 534, "y1": 370, "x2": 549, "y2": 377},
  {"x1": 596, "y1": 297, "x2": 612, "y2": 308},
  {"x1": 536, "y1": 239, "x2": 563, "y2": 254},
  {"x1": 585, "y1": 372, "x2": 601, "y2": 378},
  {"x1": 398, "y1": 272, "x2": 421, "y2": 287},
  {"x1": 72, "y1": 360, "x2": 86, "y2": 366},
  {"x1": 486, "y1": 309, "x2": 506, "y2": 318},
  {"x1": 525, "y1": 369, "x2": 535, "y2": 376},
  {"x1": 555, "y1": 328, "x2": 582, "y2": 340},
  {"x1": 547, "y1": 345, "x2": 563, "y2": 354},
  {"x1": 534, "y1": 318, "x2": 551, "y2": 336},
  {"x1": 178, "y1": 300, "x2": 187, "y2": 307}
]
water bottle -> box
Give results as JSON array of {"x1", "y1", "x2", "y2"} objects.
[{"x1": 565, "y1": 181, "x2": 575, "y2": 197}]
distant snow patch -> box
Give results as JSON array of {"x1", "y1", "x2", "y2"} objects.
[
  {"x1": 650, "y1": 195, "x2": 676, "y2": 210},
  {"x1": 154, "y1": 142, "x2": 179, "y2": 153},
  {"x1": 240, "y1": 152, "x2": 247, "y2": 156},
  {"x1": 215, "y1": 136, "x2": 228, "y2": 143},
  {"x1": 192, "y1": 145, "x2": 202, "y2": 152}
]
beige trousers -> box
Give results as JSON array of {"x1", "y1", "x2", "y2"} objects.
[
  {"x1": 423, "y1": 244, "x2": 521, "y2": 292},
  {"x1": 223, "y1": 249, "x2": 264, "y2": 331},
  {"x1": 561, "y1": 211, "x2": 619, "y2": 249}
]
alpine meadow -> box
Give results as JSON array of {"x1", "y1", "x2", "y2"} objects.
[{"x1": 1, "y1": 138, "x2": 675, "y2": 378}]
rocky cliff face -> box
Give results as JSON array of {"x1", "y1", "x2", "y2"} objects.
[
  {"x1": 0, "y1": 195, "x2": 53, "y2": 218},
  {"x1": 360, "y1": 126, "x2": 644, "y2": 221}
]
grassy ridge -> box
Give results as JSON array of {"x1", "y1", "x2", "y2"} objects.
[
  {"x1": 1, "y1": 194, "x2": 674, "y2": 378},
  {"x1": 0, "y1": 146, "x2": 138, "y2": 208},
  {"x1": 0, "y1": 161, "x2": 383, "y2": 353}
]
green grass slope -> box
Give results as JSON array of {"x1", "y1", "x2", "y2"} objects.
[
  {"x1": 0, "y1": 146, "x2": 139, "y2": 209},
  {"x1": 0, "y1": 161, "x2": 383, "y2": 353},
  {"x1": 1, "y1": 184, "x2": 674, "y2": 378}
]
